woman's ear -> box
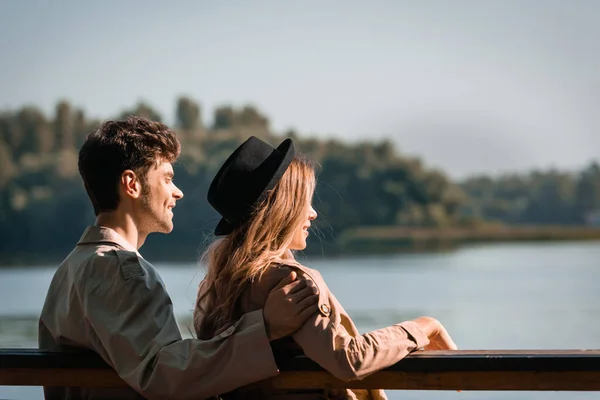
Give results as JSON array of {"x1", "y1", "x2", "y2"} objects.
[{"x1": 121, "y1": 170, "x2": 142, "y2": 199}]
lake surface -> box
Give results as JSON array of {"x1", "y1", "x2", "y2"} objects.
[{"x1": 1, "y1": 241, "x2": 600, "y2": 400}]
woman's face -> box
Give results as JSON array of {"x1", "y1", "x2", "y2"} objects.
[{"x1": 288, "y1": 200, "x2": 317, "y2": 251}]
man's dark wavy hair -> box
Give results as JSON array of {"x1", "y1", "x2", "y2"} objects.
[{"x1": 78, "y1": 116, "x2": 181, "y2": 216}]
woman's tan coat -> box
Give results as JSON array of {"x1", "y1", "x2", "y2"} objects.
[{"x1": 195, "y1": 263, "x2": 430, "y2": 399}]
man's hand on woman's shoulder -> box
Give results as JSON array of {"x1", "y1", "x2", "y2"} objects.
[{"x1": 263, "y1": 271, "x2": 319, "y2": 341}]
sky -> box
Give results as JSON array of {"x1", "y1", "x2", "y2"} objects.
[{"x1": 1, "y1": 0, "x2": 599, "y2": 179}]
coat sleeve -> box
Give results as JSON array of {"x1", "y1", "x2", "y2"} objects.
[
  {"x1": 79, "y1": 250, "x2": 279, "y2": 399},
  {"x1": 289, "y1": 266, "x2": 430, "y2": 381}
]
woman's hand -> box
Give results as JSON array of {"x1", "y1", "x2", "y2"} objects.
[
  {"x1": 412, "y1": 316, "x2": 458, "y2": 351},
  {"x1": 424, "y1": 322, "x2": 458, "y2": 351}
]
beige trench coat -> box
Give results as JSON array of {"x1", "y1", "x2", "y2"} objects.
[
  {"x1": 195, "y1": 264, "x2": 430, "y2": 400},
  {"x1": 38, "y1": 226, "x2": 279, "y2": 400}
]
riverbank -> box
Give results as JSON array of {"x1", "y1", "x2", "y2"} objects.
[
  {"x1": 2, "y1": 225, "x2": 600, "y2": 267},
  {"x1": 338, "y1": 225, "x2": 600, "y2": 253}
]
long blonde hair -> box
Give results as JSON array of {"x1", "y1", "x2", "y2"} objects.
[{"x1": 194, "y1": 156, "x2": 316, "y2": 339}]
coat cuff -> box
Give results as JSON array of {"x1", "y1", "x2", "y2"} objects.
[{"x1": 397, "y1": 320, "x2": 430, "y2": 349}]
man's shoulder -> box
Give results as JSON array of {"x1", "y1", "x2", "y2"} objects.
[
  {"x1": 68, "y1": 245, "x2": 159, "y2": 286},
  {"x1": 101, "y1": 249, "x2": 162, "y2": 283},
  {"x1": 113, "y1": 249, "x2": 149, "y2": 280},
  {"x1": 68, "y1": 246, "x2": 120, "y2": 275}
]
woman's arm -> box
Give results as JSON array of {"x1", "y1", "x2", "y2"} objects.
[{"x1": 287, "y1": 265, "x2": 431, "y2": 381}]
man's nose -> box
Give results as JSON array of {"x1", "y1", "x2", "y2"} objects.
[{"x1": 174, "y1": 185, "x2": 184, "y2": 199}]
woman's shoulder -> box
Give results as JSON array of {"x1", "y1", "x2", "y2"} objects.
[
  {"x1": 258, "y1": 265, "x2": 293, "y2": 291},
  {"x1": 277, "y1": 263, "x2": 333, "y2": 313},
  {"x1": 259, "y1": 263, "x2": 329, "y2": 295},
  {"x1": 281, "y1": 263, "x2": 325, "y2": 284},
  {"x1": 255, "y1": 263, "x2": 335, "y2": 320}
]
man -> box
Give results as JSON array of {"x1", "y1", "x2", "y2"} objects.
[{"x1": 38, "y1": 116, "x2": 319, "y2": 399}]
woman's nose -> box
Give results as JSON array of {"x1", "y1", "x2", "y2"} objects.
[{"x1": 309, "y1": 206, "x2": 317, "y2": 220}]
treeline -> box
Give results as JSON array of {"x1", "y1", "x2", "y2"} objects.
[
  {"x1": 460, "y1": 166, "x2": 600, "y2": 226},
  {"x1": 0, "y1": 98, "x2": 464, "y2": 263},
  {"x1": 0, "y1": 98, "x2": 598, "y2": 264}
]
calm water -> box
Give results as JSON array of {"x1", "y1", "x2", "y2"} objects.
[{"x1": 1, "y1": 241, "x2": 600, "y2": 400}]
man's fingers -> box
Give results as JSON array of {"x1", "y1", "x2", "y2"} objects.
[
  {"x1": 290, "y1": 283, "x2": 318, "y2": 303},
  {"x1": 273, "y1": 271, "x2": 297, "y2": 292},
  {"x1": 297, "y1": 278, "x2": 319, "y2": 293},
  {"x1": 298, "y1": 301, "x2": 319, "y2": 320},
  {"x1": 282, "y1": 277, "x2": 314, "y2": 297},
  {"x1": 296, "y1": 291, "x2": 319, "y2": 308},
  {"x1": 282, "y1": 279, "x2": 307, "y2": 296},
  {"x1": 270, "y1": 271, "x2": 317, "y2": 300}
]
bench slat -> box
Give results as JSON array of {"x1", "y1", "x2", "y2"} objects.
[{"x1": 2, "y1": 349, "x2": 600, "y2": 391}]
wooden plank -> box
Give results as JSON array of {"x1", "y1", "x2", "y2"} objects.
[
  {"x1": 266, "y1": 371, "x2": 600, "y2": 391},
  {"x1": 0, "y1": 368, "x2": 125, "y2": 387},
  {"x1": 5, "y1": 349, "x2": 600, "y2": 371},
  {"x1": 3, "y1": 368, "x2": 600, "y2": 391},
  {"x1": 2, "y1": 349, "x2": 600, "y2": 390},
  {"x1": 274, "y1": 350, "x2": 600, "y2": 372},
  {"x1": 0, "y1": 349, "x2": 107, "y2": 369}
]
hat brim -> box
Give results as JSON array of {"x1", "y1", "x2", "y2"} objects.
[
  {"x1": 214, "y1": 138, "x2": 295, "y2": 236},
  {"x1": 214, "y1": 217, "x2": 233, "y2": 236}
]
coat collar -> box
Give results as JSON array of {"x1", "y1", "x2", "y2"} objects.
[{"x1": 77, "y1": 225, "x2": 140, "y2": 254}]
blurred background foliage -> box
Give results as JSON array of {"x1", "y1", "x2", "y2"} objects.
[{"x1": 1, "y1": 97, "x2": 599, "y2": 263}]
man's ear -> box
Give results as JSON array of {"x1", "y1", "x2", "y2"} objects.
[{"x1": 121, "y1": 170, "x2": 142, "y2": 199}]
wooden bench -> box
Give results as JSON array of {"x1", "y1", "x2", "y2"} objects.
[{"x1": 1, "y1": 348, "x2": 600, "y2": 391}]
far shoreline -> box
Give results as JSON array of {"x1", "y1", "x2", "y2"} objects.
[
  {"x1": 2, "y1": 225, "x2": 600, "y2": 268},
  {"x1": 338, "y1": 225, "x2": 600, "y2": 254}
]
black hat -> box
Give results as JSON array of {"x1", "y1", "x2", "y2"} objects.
[{"x1": 208, "y1": 136, "x2": 295, "y2": 235}]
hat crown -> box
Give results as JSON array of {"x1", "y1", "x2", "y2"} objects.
[{"x1": 208, "y1": 136, "x2": 295, "y2": 235}]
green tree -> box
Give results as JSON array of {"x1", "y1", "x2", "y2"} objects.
[
  {"x1": 176, "y1": 96, "x2": 202, "y2": 131},
  {"x1": 54, "y1": 100, "x2": 74, "y2": 151},
  {"x1": 574, "y1": 163, "x2": 600, "y2": 223},
  {"x1": 119, "y1": 102, "x2": 163, "y2": 122},
  {"x1": 0, "y1": 139, "x2": 16, "y2": 188},
  {"x1": 0, "y1": 112, "x2": 23, "y2": 155},
  {"x1": 523, "y1": 172, "x2": 575, "y2": 224},
  {"x1": 17, "y1": 106, "x2": 49, "y2": 154}
]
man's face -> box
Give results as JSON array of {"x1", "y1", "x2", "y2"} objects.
[{"x1": 138, "y1": 161, "x2": 183, "y2": 234}]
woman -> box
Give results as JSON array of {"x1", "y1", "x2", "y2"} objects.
[{"x1": 194, "y1": 136, "x2": 457, "y2": 399}]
